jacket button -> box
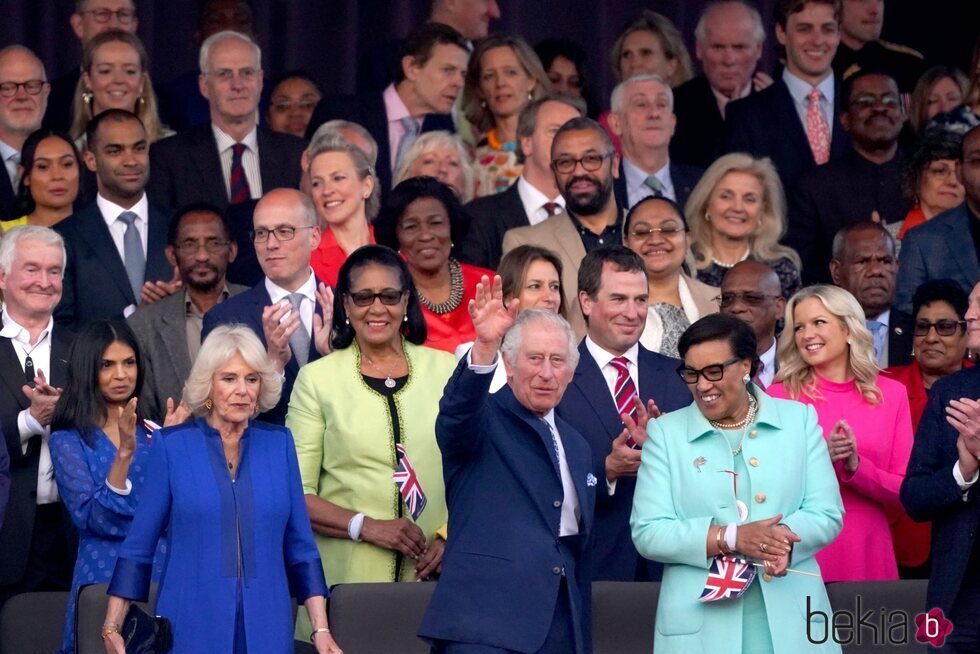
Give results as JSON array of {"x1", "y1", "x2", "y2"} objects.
[
  {"x1": 552, "y1": 566, "x2": 562, "y2": 575},
  {"x1": 748, "y1": 430, "x2": 758, "y2": 438},
  {"x1": 755, "y1": 493, "x2": 766, "y2": 503},
  {"x1": 763, "y1": 573, "x2": 773, "y2": 582},
  {"x1": 749, "y1": 457, "x2": 759, "y2": 467},
  {"x1": 553, "y1": 500, "x2": 561, "y2": 508}
]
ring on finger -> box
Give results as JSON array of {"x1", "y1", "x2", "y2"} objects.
[{"x1": 760, "y1": 543, "x2": 768, "y2": 553}]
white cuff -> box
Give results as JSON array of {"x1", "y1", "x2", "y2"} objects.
[
  {"x1": 18, "y1": 408, "x2": 48, "y2": 452},
  {"x1": 106, "y1": 478, "x2": 133, "y2": 496},
  {"x1": 725, "y1": 522, "x2": 738, "y2": 550},
  {"x1": 606, "y1": 478, "x2": 617, "y2": 496},
  {"x1": 953, "y1": 461, "x2": 979, "y2": 495},
  {"x1": 348, "y1": 512, "x2": 365, "y2": 541},
  {"x1": 466, "y1": 348, "x2": 498, "y2": 374},
  {"x1": 123, "y1": 304, "x2": 137, "y2": 318}
]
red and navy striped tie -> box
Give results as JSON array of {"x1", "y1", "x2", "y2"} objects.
[
  {"x1": 610, "y1": 356, "x2": 640, "y2": 447},
  {"x1": 230, "y1": 142, "x2": 251, "y2": 204}
]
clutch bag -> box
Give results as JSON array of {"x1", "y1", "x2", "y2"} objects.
[{"x1": 122, "y1": 603, "x2": 173, "y2": 654}]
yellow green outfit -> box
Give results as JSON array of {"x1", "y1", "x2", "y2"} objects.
[{"x1": 1, "y1": 216, "x2": 28, "y2": 230}]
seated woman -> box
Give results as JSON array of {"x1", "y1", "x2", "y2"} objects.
[
  {"x1": 287, "y1": 244, "x2": 456, "y2": 591},
  {"x1": 394, "y1": 131, "x2": 476, "y2": 204},
  {"x1": 881, "y1": 279, "x2": 972, "y2": 576},
  {"x1": 50, "y1": 320, "x2": 180, "y2": 654},
  {"x1": 909, "y1": 65, "x2": 970, "y2": 134},
  {"x1": 897, "y1": 133, "x2": 965, "y2": 238},
  {"x1": 687, "y1": 153, "x2": 802, "y2": 298},
  {"x1": 266, "y1": 70, "x2": 322, "y2": 139},
  {"x1": 769, "y1": 285, "x2": 914, "y2": 582},
  {"x1": 375, "y1": 177, "x2": 493, "y2": 353},
  {"x1": 454, "y1": 244, "x2": 565, "y2": 391},
  {"x1": 307, "y1": 132, "x2": 379, "y2": 287},
  {"x1": 103, "y1": 326, "x2": 341, "y2": 654},
  {"x1": 3, "y1": 129, "x2": 80, "y2": 230},
  {"x1": 623, "y1": 195, "x2": 718, "y2": 358},
  {"x1": 631, "y1": 313, "x2": 843, "y2": 654}
]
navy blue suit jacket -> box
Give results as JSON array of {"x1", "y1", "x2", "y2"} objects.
[
  {"x1": 557, "y1": 341, "x2": 690, "y2": 582},
  {"x1": 612, "y1": 158, "x2": 703, "y2": 211},
  {"x1": 724, "y1": 77, "x2": 850, "y2": 189},
  {"x1": 901, "y1": 366, "x2": 980, "y2": 613},
  {"x1": 54, "y1": 202, "x2": 173, "y2": 329},
  {"x1": 419, "y1": 360, "x2": 596, "y2": 653},
  {"x1": 201, "y1": 281, "x2": 323, "y2": 425},
  {"x1": 0, "y1": 165, "x2": 15, "y2": 221},
  {"x1": 305, "y1": 92, "x2": 455, "y2": 193},
  {"x1": 458, "y1": 182, "x2": 529, "y2": 270},
  {"x1": 0, "y1": 428, "x2": 8, "y2": 534}
]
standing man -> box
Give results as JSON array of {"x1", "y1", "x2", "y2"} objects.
[
  {"x1": 720, "y1": 261, "x2": 785, "y2": 389},
  {"x1": 557, "y1": 247, "x2": 689, "y2": 582},
  {"x1": 128, "y1": 203, "x2": 246, "y2": 419},
  {"x1": 148, "y1": 30, "x2": 306, "y2": 211},
  {"x1": 725, "y1": 0, "x2": 850, "y2": 189},
  {"x1": 0, "y1": 46, "x2": 49, "y2": 220},
  {"x1": 460, "y1": 94, "x2": 584, "y2": 270},
  {"x1": 503, "y1": 117, "x2": 622, "y2": 339},
  {"x1": 55, "y1": 110, "x2": 174, "y2": 328},
  {"x1": 608, "y1": 73, "x2": 702, "y2": 210},
  {"x1": 0, "y1": 226, "x2": 75, "y2": 612},
  {"x1": 832, "y1": 0, "x2": 925, "y2": 95},
  {"x1": 420, "y1": 284, "x2": 595, "y2": 654},
  {"x1": 671, "y1": 0, "x2": 768, "y2": 168},
  {"x1": 202, "y1": 188, "x2": 328, "y2": 425}
]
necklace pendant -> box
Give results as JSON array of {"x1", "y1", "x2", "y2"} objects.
[{"x1": 384, "y1": 376, "x2": 396, "y2": 389}]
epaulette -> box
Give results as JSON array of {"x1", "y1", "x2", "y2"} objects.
[{"x1": 877, "y1": 39, "x2": 924, "y2": 60}]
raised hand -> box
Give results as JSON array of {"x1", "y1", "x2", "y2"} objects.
[
  {"x1": 164, "y1": 397, "x2": 192, "y2": 427},
  {"x1": 262, "y1": 300, "x2": 299, "y2": 372},
  {"x1": 117, "y1": 397, "x2": 138, "y2": 457},
  {"x1": 469, "y1": 274, "x2": 519, "y2": 347},
  {"x1": 619, "y1": 397, "x2": 661, "y2": 448},
  {"x1": 22, "y1": 369, "x2": 61, "y2": 427},
  {"x1": 829, "y1": 420, "x2": 859, "y2": 474},
  {"x1": 605, "y1": 430, "x2": 642, "y2": 483},
  {"x1": 312, "y1": 283, "x2": 335, "y2": 357},
  {"x1": 752, "y1": 71, "x2": 774, "y2": 92},
  {"x1": 139, "y1": 266, "x2": 182, "y2": 306}
]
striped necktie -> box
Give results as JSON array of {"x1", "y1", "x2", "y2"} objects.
[
  {"x1": 610, "y1": 356, "x2": 640, "y2": 447},
  {"x1": 230, "y1": 142, "x2": 251, "y2": 204}
]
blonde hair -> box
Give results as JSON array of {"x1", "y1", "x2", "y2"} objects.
[
  {"x1": 393, "y1": 131, "x2": 476, "y2": 203},
  {"x1": 70, "y1": 30, "x2": 166, "y2": 143},
  {"x1": 609, "y1": 10, "x2": 693, "y2": 87},
  {"x1": 775, "y1": 285, "x2": 882, "y2": 405},
  {"x1": 686, "y1": 153, "x2": 801, "y2": 273},
  {"x1": 182, "y1": 325, "x2": 282, "y2": 416},
  {"x1": 307, "y1": 133, "x2": 380, "y2": 220}
]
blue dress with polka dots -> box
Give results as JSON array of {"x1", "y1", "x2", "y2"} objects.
[{"x1": 50, "y1": 425, "x2": 167, "y2": 654}]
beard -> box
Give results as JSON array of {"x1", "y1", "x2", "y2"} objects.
[{"x1": 563, "y1": 174, "x2": 613, "y2": 216}]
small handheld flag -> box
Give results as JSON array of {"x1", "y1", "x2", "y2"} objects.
[
  {"x1": 393, "y1": 444, "x2": 427, "y2": 521},
  {"x1": 699, "y1": 555, "x2": 758, "y2": 602}
]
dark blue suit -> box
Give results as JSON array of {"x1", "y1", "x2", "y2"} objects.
[
  {"x1": 901, "y1": 366, "x2": 980, "y2": 648},
  {"x1": 557, "y1": 342, "x2": 690, "y2": 581},
  {"x1": 201, "y1": 281, "x2": 323, "y2": 425},
  {"x1": 612, "y1": 159, "x2": 702, "y2": 211},
  {"x1": 419, "y1": 361, "x2": 596, "y2": 653},
  {"x1": 0, "y1": 427, "x2": 8, "y2": 531},
  {"x1": 53, "y1": 202, "x2": 173, "y2": 329}
]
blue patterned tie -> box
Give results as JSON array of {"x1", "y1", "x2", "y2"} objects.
[
  {"x1": 287, "y1": 293, "x2": 310, "y2": 367},
  {"x1": 117, "y1": 211, "x2": 145, "y2": 300},
  {"x1": 394, "y1": 117, "x2": 421, "y2": 171},
  {"x1": 867, "y1": 319, "x2": 887, "y2": 367},
  {"x1": 644, "y1": 175, "x2": 664, "y2": 197}
]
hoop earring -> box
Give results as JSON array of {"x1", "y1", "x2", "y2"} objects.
[{"x1": 204, "y1": 398, "x2": 213, "y2": 411}]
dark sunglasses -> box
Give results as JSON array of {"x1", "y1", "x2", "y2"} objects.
[
  {"x1": 676, "y1": 357, "x2": 741, "y2": 384},
  {"x1": 348, "y1": 289, "x2": 406, "y2": 307},
  {"x1": 914, "y1": 319, "x2": 966, "y2": 337}
]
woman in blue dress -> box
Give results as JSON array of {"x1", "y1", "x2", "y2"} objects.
[
  {"x1": 50, "y1": 319, "x2": 180, "y2": 654},
  {"x1": 102, "y1": 325, "x2": 342, "y2": 654}
]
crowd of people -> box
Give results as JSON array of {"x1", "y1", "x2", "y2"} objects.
[{"x1": 0, "y1": 0, "x2": 979, "y2": 652}]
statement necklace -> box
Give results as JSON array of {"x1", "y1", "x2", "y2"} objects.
[
  {"x1": 486, "y1": 128, "x2": 518, "y2": 152},
  {"x1": 418, "y1": 258, "x2": 464, "y2": 315}
]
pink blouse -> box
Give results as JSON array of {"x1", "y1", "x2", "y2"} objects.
[{"x1": 768, "y1": 374, "x2": 914, "y2": 582}]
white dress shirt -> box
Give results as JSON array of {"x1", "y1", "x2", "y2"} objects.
[
  {"x1": 782, "y1": 69, "x2": 835, "y2": 141},
  {"x1": 0, "y1": 138, "x2": 19, "y2": 191},
  {"x1": 516, "y1": 176, "x2": 565, "y2": 226},
  {"x1": 265, "y1": 270, "x2": 316, "y2": 336},
  {"x1": 212, "y1": 123, "x2": 262, "y2": 200},
  {"x1": 758, "y1": 340, "x2": 777, "y2": 388},
  {"x1": 622, "y1": 156, "x2": 675, "y2": 208},
  {"x1": 870, "y1": 309, "x2": 892, "y2": 368},
  {"x1": 1, "y1": 308, "x2": 58, "y2": 504}
]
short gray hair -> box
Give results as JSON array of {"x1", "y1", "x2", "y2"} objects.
[
  {"x1": 831, "y1": 220, "x2": 897, "y2": 262},
  {"x1": 694, "y1": 0, "x2": 765, "y2": 45},
  {"x1": 610, "y1": 73, "x2": 673, "y2": 114},
  {"x1": 199, "y1": 30, "x2": 261, "y2": 74},
  {"x1": 501, "y1": 309, "x2": 580, "y2": 368},
  {"x1": 393, "y1": 131, "x2": 477, "y2": 203},
  {"x1": 182, "y1": 325, "x2": 282, "y2": 416},
  {"x1": 0, "y1": 226, "x2": 66, "y2": 276},
  {"x1": 309, "y1": 119, "x2": 378, "y2": 167},
  {"x1": 306, "y1": 132, "x2": 380, "y2": 220}
]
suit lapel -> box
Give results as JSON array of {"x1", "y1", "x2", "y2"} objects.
[
  {"x1": 145, "y1": 204, "x2": 173, "y2": 282},
  {"x1": 551, "y1": 213, "x2": 587, "y2": 268},
  {"x1": 946, "y1": 208, "x2": 980, "y2": 280},
  {"x1": 158, "y1": 293, "x2": 193, "y2": 380},
  {"x1": 190, "y1": 127, "x2": 228, "y2": 207},
  {"x1": 557, "y1": 415, "x2": 594, "y2": 534},
  {"x1": 256, "y1": 127, "x2": 284, "y2": 193},
  {"x1": 501, "y1": 183, "x2": 531, "y2": 229},
  {"x1": 74, "y1": 206, "x2": 137, "y2": 303},
  {"x1": 774, "y1": 80, "x2": 816, "y2": 167},
  {"x1": 572, "y1": 344, "x2": 622, "y2": 442},
  {"x1": 50, "y1": 329, "x2": 71, "y2": 387},
  {"x1": 613, "y1": 160, "x2": 628, "y2": 208},
  {"x1": 0, "y1": 340, "x2": 29, "y2": 408}
]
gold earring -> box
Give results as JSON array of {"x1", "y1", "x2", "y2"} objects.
[
  {"x1": 704, "y1": 212, "x2": 711, "y2": 222},
  {"x1": 205, "y1": 398, "x2": 213, "y2": 410},
  {"x1": 82, "y1": 91, "x2": 93, "y2": 111}
]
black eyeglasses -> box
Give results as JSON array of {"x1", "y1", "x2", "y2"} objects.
[
  {"x1": 82, "y1": 8, "x2": 137, "y2": 23},
  {"x1": 551, "y1": 152, "x2": 614, "y2": 174},
  {"x1": 173, "y1": 239, "x2": 231, "y2": 254},
  {"x1": 249, "y1": 225, "x2": 314, "y2": 243},
  {"x1": 0, "y1": 80, "x2": 47, "y2": 97},
  {"x1": 914, "y1": 319, "x2": 967, "y2": 337},
  {"x1": 676, "y1": 357, "x2": 741, "y2": 384},
  {"x1": 348, "y1": 289, "x2": 406, "y2": 307},
  {"x1": 719, "y1": 291, "x2": 781, "y2": 309}
]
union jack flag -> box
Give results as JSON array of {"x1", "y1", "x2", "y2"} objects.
[
  {"x1": 143, "y1": 419, "x2": 162, "y2": 442},
  {"x1": 393, "y1": 444, "x2": 427, "y2": 521},
  {"x1": 699, "y1": 555, "x2": 757, "y2": 602}
]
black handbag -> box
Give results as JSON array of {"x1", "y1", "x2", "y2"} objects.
[{"x1": 122, "y1": 604, "x2": 173, "y2": 654}]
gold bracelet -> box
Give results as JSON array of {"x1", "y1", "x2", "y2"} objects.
[
  {"x1": 101, "y1": 622, "x2": 121, "y2": 640},
  {"x1": 714, "y1": 526, "x2": 728, "y2": 555},
  {"x1": 310, "y1": 626, "x2": 331, "y2": 643}
]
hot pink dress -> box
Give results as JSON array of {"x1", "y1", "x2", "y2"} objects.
[{"x1": 768, "y1": 374, "x2": 913, "y2": 582}]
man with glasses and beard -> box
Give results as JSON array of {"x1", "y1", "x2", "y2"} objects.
[
  {"x1": 128, "y1": 203, "x2": 247, "y2": 419},
  {"x1": 503, "y1": 117, "x2": 622, "y2": 338}
]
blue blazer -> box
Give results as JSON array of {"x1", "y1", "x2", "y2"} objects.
[
  {"x1": 202, "y1": 281, "x2": 323, "y2": 425},
  {"x1": 54, "y1": 202, "x2": 173, "y2": 329},
  {"x1": 108, "y1": 418, "x2": 328, "y2": 654},
  {"x1": 557, "y1": 341, "x2": 690, "y2": 581},
  {"x1": 895, "y1": 204, "x2": 980, "y2": 314},
  {"x1": 419, "y1": 360, "x2": 596, "y2": 653},
  {"x1": 901, "y1": 366, "x2": 980, "y2": 614}
]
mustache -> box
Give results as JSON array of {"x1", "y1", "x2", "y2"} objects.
[{"x1": 564, "y1": 174, "x2": 600, "y2": 189}]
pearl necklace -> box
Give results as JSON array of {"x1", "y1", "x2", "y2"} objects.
[
  {"x1": 711, "y1": 251, "x2": 750, "y2": 269},
  {"x1": 418, "y1": 258, "x2": 464, "y2": 315},
  {"x1": 710, "y1": 394, "x2": 759, "y2": 455}
]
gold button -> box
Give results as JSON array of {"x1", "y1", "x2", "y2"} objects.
[
  {"x1": 749, "y1": 457, "x2": 759, "y2": 467},
  {"x1": 748, "y1": 430, "x2": 758, "y2": 438},
  {"x1": 763, "y1": 573, "x2": 773, "y2": 582},
  {"x1": 755, "y1": 493, "x2": 766, "y2": 503}
]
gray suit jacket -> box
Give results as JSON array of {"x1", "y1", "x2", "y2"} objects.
[{"x1": 128, "y1": 285, "x2": 247, "y2": 419}]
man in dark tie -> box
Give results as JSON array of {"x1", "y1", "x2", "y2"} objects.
[
  {"x1": 830, "y1": 220, "x2": 913, "y2": 368},
  {"x1": 148, "y1": 30, "x2": 307, "y2": 211},
  {"x1": 608, "y1": 73, "x2": 702, "y2": 210},
  {"x1": 0, "y1": 46, "x2": 49, "y2": 221},
  {"x1": 55, "y1": 109, "x2": 175, "y2": 328},
  {"x1": 720, "y1": 261, "x2": 785, "y2": 389},
  {"x1": 420, "y1": 279, "x2": 595, "y2": 653},
  {"x1": 0, "y1": 226, "x2": 75, "y2": 612},
  {"x1": 557, "y1": 246, "x2": 689, "y2": 581},
  {"x1": 202, "y1": 188, "x2": 328, "y2": 424},
  {"x1": 460, "y1": 94, "x2": 584, "y2": 270}
]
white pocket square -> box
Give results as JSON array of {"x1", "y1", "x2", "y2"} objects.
[{"x1": 586, "y1": 473, "x2": 597, "y2": 487}]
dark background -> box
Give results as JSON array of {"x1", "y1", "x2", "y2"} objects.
[{"x1": 1, "y1": 0, "x2": 978, "y2": 105}]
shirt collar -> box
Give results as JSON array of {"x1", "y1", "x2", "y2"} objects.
[
  {"x1": 584, "y1": 335, "x2": 639, "y2": 370},
  {"x1": 541, "y1": 409, "x2": 558, "y2": 434},
  {"x1": 516, "y1": 176, "x2": 562, "y2": 210},
  {"x1": 872, "y1": 309, "x2": 891, "y2": 328},
  {"x1": 759, "y1": 339, "x2": 776, "y2": 372},
  {"x1": 711, "y1": 81, "x2": 752, "y2": 116},
  {"x1": 264, "y1": 269, "x2": 317, "y2": 305},
  {"x1": 622, "y1": 155, "x2": 672, "y2": 197},
  {"x1": 782, "y1": 68, "x2": 835, "y2": 107},
  {"x1": 383, "y1": 82, "x2": 412, "y2": 122},
  {"x1": 97, "y1": 192, "x2": 149, "y2": 224},
  {"x1": 185, "y1": 285, "x2": 231, "y2": 316},
  {"x1": 566, "y1": 207, "x2": 623, "y2": 235},
  {"x1": 0, "y1": 139, "x2": 17, "y2": 162},
  {"x1": 212, "y1": 123, "x2": 258, "y2": 153},
  {"x1": 0, "y1": 306, "x2": 53, "y2": 346}
]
